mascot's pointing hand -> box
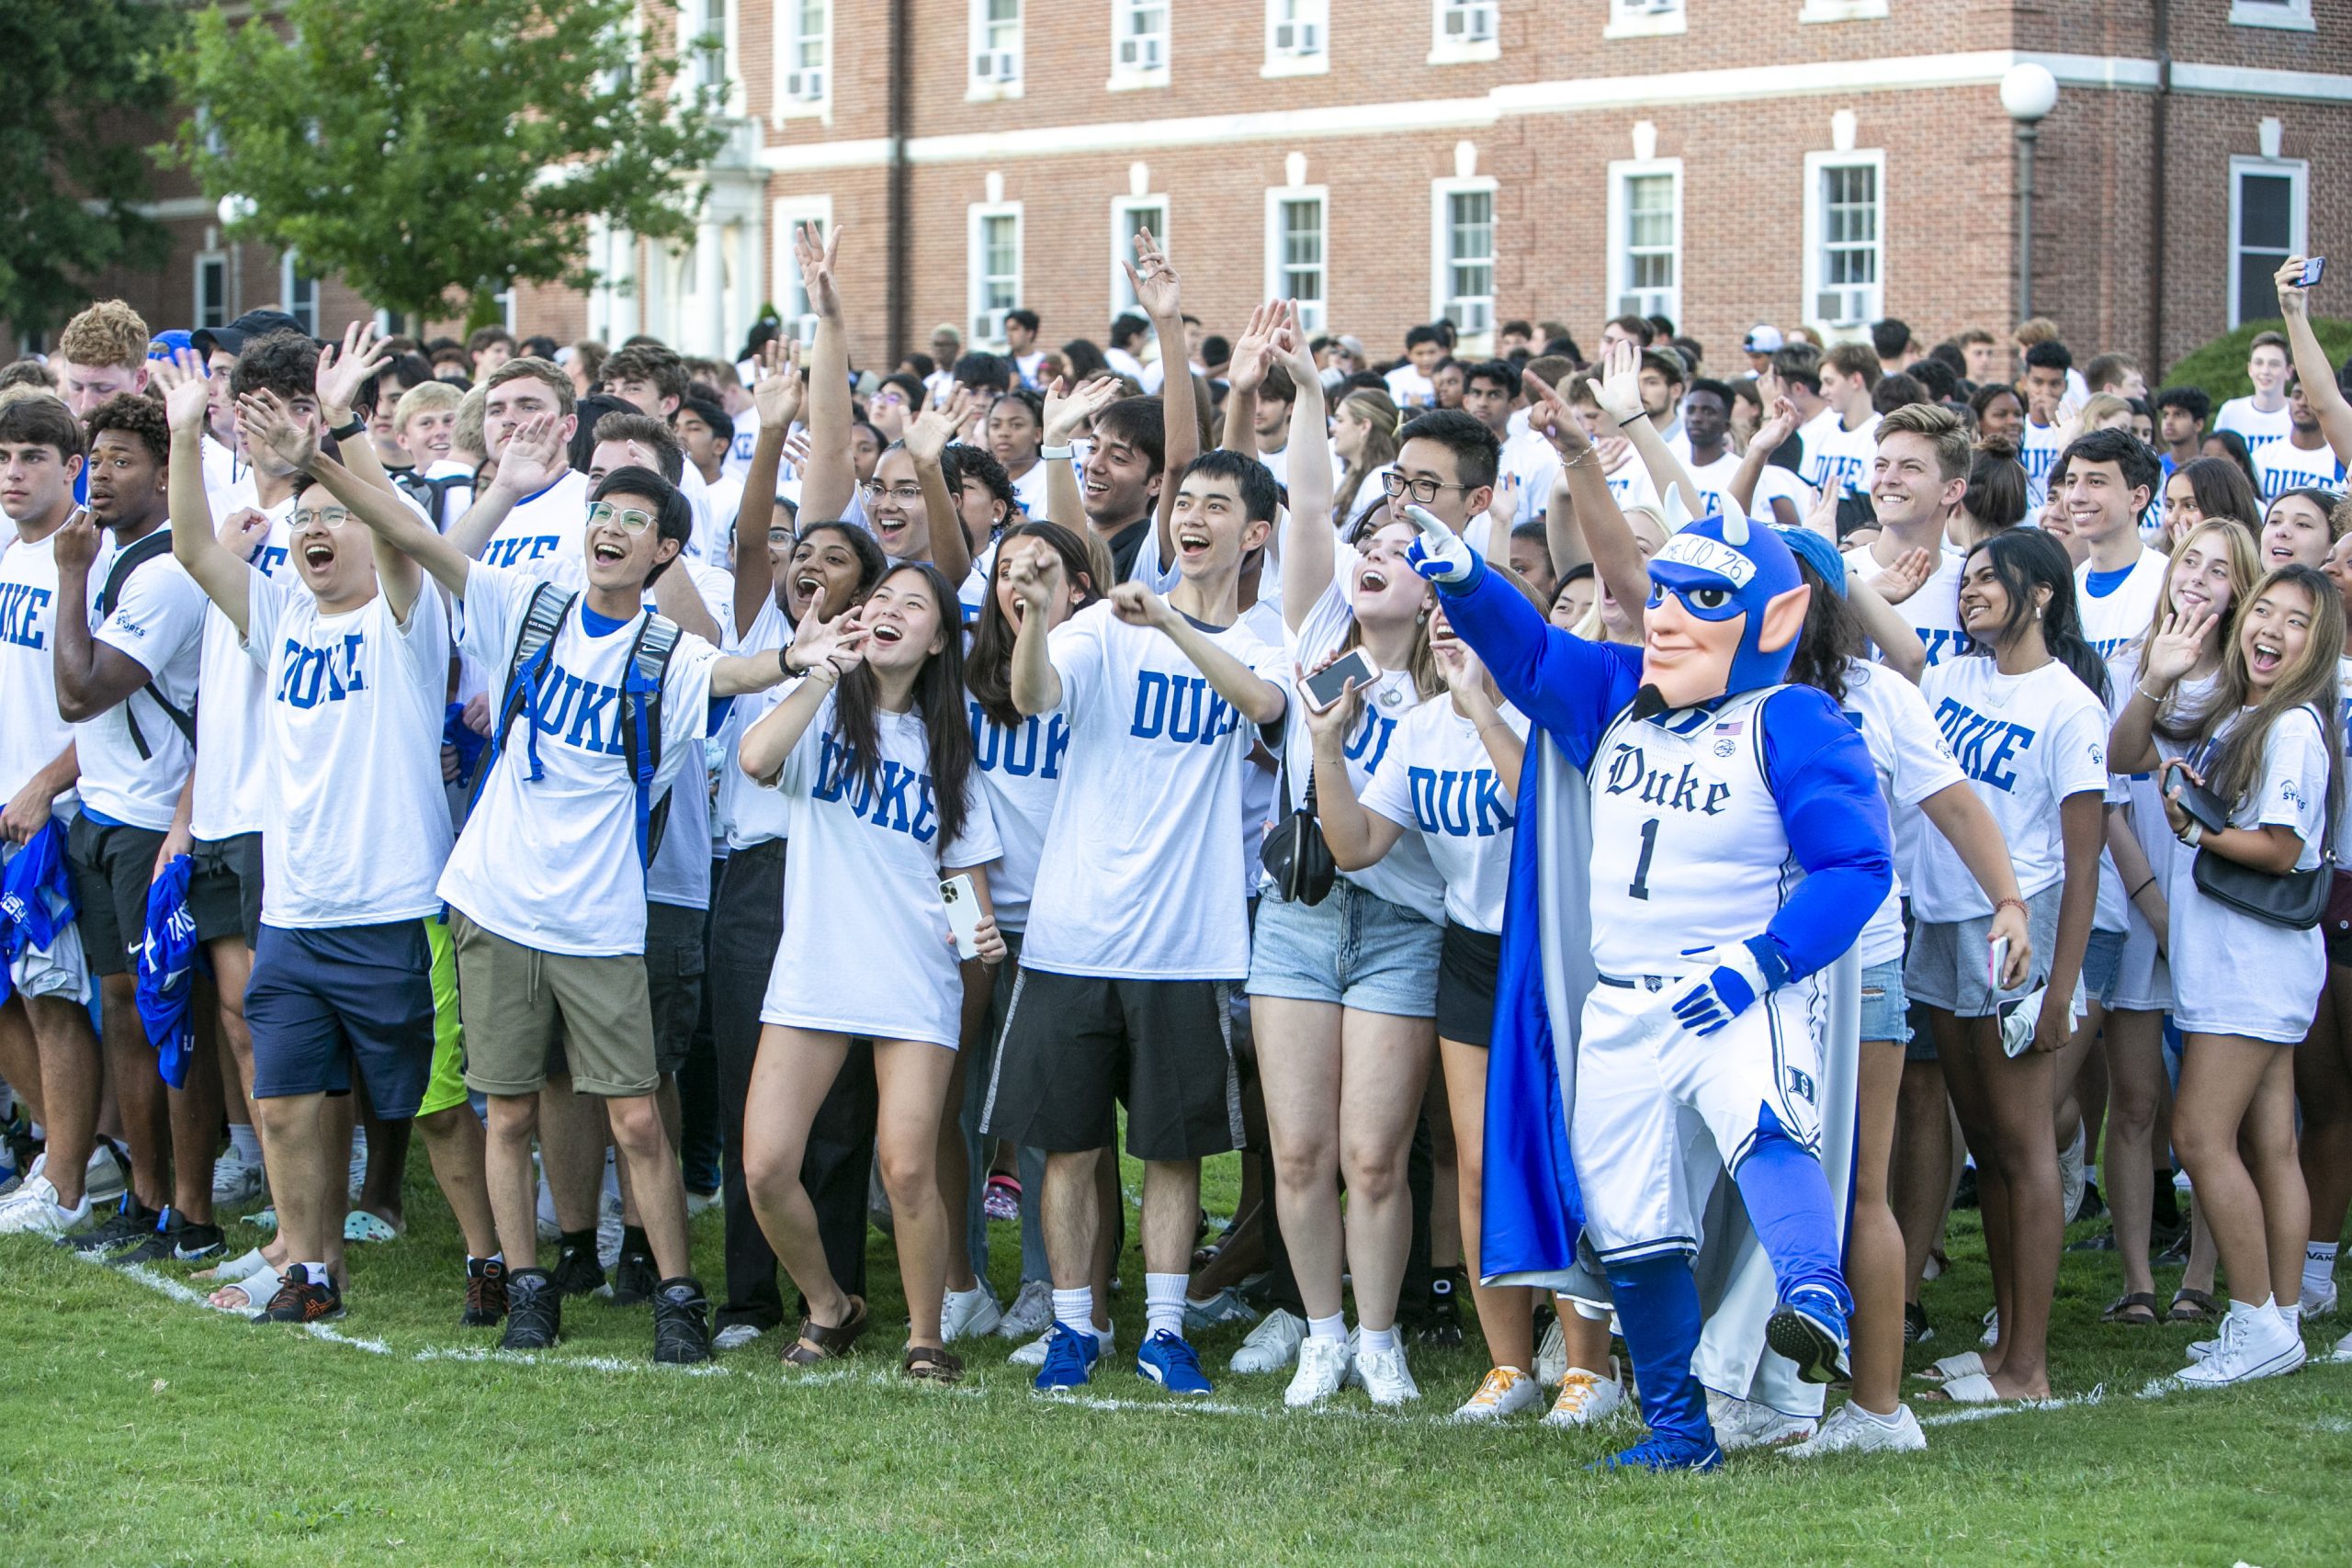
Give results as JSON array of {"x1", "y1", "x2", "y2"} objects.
[{"x1": 1402, "y1": 503, "x2": 1477, "y2": 586}]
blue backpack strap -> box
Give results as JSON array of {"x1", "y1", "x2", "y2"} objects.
[
  {"x1": 469, "y1": 581, "x2": 574, "y2": 817},
  {"x1": 620, "y1": 612, "x2": 684, "y2": 868}
]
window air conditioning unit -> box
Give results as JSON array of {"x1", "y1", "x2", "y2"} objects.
[
  {"x1": 1117, "y1": 34, "x2": 1164, "y2": 71},
  {"x1": 1272, "y1": 20, "x2": 1321, "y2": 54},
  {"x1": 785, "y1": 66, "x2": 825, "y2": 101},
  {"x1": 973, "y1": 48, "x2": 1019, "y2": 83},
  {"x1": 1446, "y1": 5, "x2": 1495, "y2": 42},
  {"x1": 1815, "y1": 286, "x2": 1877, "y2": 325},
  {"x1": 973, "y1": 307, "x2": 1009, "y2": 344}
]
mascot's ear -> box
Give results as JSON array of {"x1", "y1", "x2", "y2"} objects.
[{"x1": 1757, "y1": 581, "x2": 1811, "y2": 654}]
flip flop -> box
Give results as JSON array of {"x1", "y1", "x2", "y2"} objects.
[
  {"x1": 344, "y1": 1211, "x2": 398, "y2": 1244},
  {"x1": 1918, "y1": 1371, "x2": 2017, "y2": 1404},
  {"x1": 1912, "y1": 1350, "x2": 1984, "y2": 1384},
  {"x1": 209, "y1": 1265, "x2": 280, "y2": 1313}
]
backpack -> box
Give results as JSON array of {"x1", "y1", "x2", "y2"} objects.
[
  {"x1": 469, "y1": 581, "x2": 684, "y2": 868},
  {"x1": 392, "y1": 468, "x2": 473, "y2": 534},
  {"x1": 94, "y1": 531, "x2": 198, "y2": 761}
]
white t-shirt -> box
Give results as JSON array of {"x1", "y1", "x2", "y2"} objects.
[
  {"x1": 1838, "y1": 658, "x2": 1967, "y2": 966},
  {"x1": 479, "y1": 468, "x2": 592, "y2": 577},
  {"x1": 761, "y1": 687, "x2": 1001, "y2": 1049},
  {"x1": 700, "y1": 470, "x2": 746, "y2": 547},
  {"x1": 1844, "y1": 540, "x2": 1973, "y2": 669},
  {"x1": 722, "y1": 404, "x2": 760, "y2": 482},
  {"x1": 439, "y1": 562, "x2": 718, "y2": 956},
  {"x1": 2216, "y1": 396, "x2": 2293, "y2": 452},
  {"x1": 190, "y1": 486, "x2": 293, "y2": 841},
  {"x1": 1801, "y1": 412, "x2": 1880, "y2": 500},
  {"x1": 2254, "y1": 439, "x2": 2346, "y2": 500},
  {"x1": 1909, "y1": 655, "x2": 2110, "y2": 921},
  {"x1": 1384, "y1": 365, "x2": 1436, "y2": 409},
  {"x1": 1603, "y1": 452, "x2": 1661, "y2": 515},
  {"x1": 200, "y1": 433, "x2": 242, "y2": 495},
  {"x1": 2075, "y1": 547, "x2": 2168, "y2": 664},
  {"x1": 75, "y1": 536, "x2": 206, "y2": 831},
  {"x1": 1010, "y1": 460, "x2": 1049, "y2": 519},
  {"x1": 1750, "y1": 460, "x2": 1814, "y2": 526},
  {"x1": 967, "y1": 695, "x2": 1067, "y2": 935},
  {"x1": 241, "y1": 571, "x2": 453, "y2": 927},
  {"x1": 2338, "y1": 654, "x2": 2352, "y2": 864},
  {"x1": 2019, "y1": 417, "x2": 2065, "y2": 512},
  {"x1": 1012, "y1": 350, "x2": 1047, "y2": 389},
  {"x1": 718, "y1": 595, "x2": 794, "y2": 851},
  {"x1": 643, "y1": 559, "x2": 731, "y2": 911},
  {"x1": 0, "y1": 529, "x2": 98, "y2": 805},
  {"x1": 1684, "y1": 449, "x2": 1746, "y2": 521},
  {"x1": 1017, "y1": 599, "x2": 1285, "y2": 980},
  {"x1": 1359, "y1": 696, "x2": 1526, "y2": 933},
  {"x1": 1104, "y1": 346, "x2": 1149, "y2": 386}
]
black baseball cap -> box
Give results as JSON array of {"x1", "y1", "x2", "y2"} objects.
[{"x1": 191, "y1": 309, "x2": 308, "y2": 358}]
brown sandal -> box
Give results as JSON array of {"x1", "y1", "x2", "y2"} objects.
[
  {"x1": 902, "y1": 1344, "x2": 965, "y2": 1384},
  {"x1": 781, "y1": 1295, "x2": 868, "y2": 1365},
  {"x1": 2102, "y1": 1292, "x2": 2161, "y2": 1325},
  {"x1": 2166, "y1": 1287, "x2": 2222, "y2": 1324}
]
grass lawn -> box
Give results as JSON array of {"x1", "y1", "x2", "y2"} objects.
[{"x1": 3, "y1": 1152, "x2": 2348, "y2": 1567}]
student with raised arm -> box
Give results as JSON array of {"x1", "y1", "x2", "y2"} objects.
[
  {"x1": 253, "y1": 396, "x2": 790, "y2": 1366},
  {"x1": 981, "y1": 445, "x2": 1289, "y2": 1399},
  {"x1": 2274, "y1": 256, "x2": 2352, "y2": 472}
]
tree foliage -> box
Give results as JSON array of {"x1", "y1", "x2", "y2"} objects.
[
  {"x1": 171, "y1": 0, "x2": 727, "y2": 321},
  {"x1": 0, "y1": 0, "x2": 175, "y2": 334}
]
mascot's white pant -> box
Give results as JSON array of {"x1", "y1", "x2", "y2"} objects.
[{"x1": 1570, "y1": 974, "x2": 1822, "y2": 1264}]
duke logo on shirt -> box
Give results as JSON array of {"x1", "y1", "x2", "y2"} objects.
[
  {"x1": 1918, "y1": 628, "x2": 1974, "y2": 667},
  {"x1": 1408, "y1": 766, "x2": 1513, "y2": 838},
  {"x1": 1342, "y1": 709, "x2": 1396, "y2": 775},
  {"x1": 1129, "y1": 671, "x2": 1239, "y2": 746},
  {"x1": 1600, "y1": 742, "x2": 1733, "y2": 817},
  {"x1": 1929, "y1": 698, "x2": 2082, "y2": 791},
  {"x1": 275, "y1": 633, "x2": 370, "y2": 710},
  {"x1": 0, "y1": 581, "x2": 52, "y2": 649},
  {"x1": 528, "y1": 663, "x2": 632, "y2": 758},
  {"x1": 970, "y1": 705, "x2": 1069, "y2": 780},
  {"x1": 483, "y1": 535, "x2": 564, "y2": 570},
  {"x1": 812, "y1": 734, "x2": 939, "y2": 843}
]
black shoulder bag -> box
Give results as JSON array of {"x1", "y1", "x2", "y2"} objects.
[
  {"x1": 1260, "y1": 752, "x2": 1336, "y2": 906},
  {"x1": 2187, "y1": 722, "x2": 2335, "y2": 930}
]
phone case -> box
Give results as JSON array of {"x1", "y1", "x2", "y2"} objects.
[{"x1": 941, "y1": 875, "x2": 983, "y2": 959}]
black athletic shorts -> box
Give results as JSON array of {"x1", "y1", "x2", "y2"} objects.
[
  {"x1": 188, "y1": 832, "x2": 264, "y2": 949},
  {"x1": 979, "y1": 967, "x2": 1244, "y2": 1162},
  {"x1": 643, "y1": 898, "x2": 707, "y2": 1076},
  {"x1": 1434, "y1": 922, "x2": 1502, "y2": 1047},
  {"x1": 65, "y1": 814, "x2": 167, "y2": 978}
]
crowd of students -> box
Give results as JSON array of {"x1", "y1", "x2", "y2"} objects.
[{"x1": 0, "y1": 219, "x2": 2347, "y2": 1454}]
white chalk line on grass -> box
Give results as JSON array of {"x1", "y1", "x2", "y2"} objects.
[{"x1": 1916, "y1": 1384, "x2": 2105, "y2": 1426}]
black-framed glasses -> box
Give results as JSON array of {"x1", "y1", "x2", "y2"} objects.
[
  {"x1": 1380, "y1": 471, "x2": 1473, "y2": 506},
  {"x1": 586, "y1": 501, "x2": 656, "y2": 534}
]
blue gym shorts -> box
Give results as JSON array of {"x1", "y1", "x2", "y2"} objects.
[{"x1": 245, "y1": 919, "x2": 441, "y2": 1119}]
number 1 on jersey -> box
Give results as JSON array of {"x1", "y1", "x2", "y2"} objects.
[{"x1": 1628, "y1": 817, "x2": 1659, "y2": 900}]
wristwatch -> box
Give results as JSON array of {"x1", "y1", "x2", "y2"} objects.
[
  {"x1": 2177, "y1": 819, "x2": 2204, "y2": 849},
  {"x1": 325, "y1": 414, "x2": 368, "y2": 443},
  {"x1": 1040, "y1": 445, "x2": 1075, "y2": 461}
]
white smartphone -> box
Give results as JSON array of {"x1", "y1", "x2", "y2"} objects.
[
  {"x1": 1987, "y1": 937, "x2": 2010, "y2": 994},
  {"x1": 1303, "y1": 648, "x2": 1378, "y2": 714},
  {"x1": 941, "y1": 873, "x2": 983, "y2": 960}
]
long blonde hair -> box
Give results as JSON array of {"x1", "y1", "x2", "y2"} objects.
[
  {"x1": 2185, "y1": 564, "x2": 2345, "y2": 824},
  {"x1": 2139, "y1": 518, "x2": 2259, "y2": 741},
  {"x1": 1333, "y1": 389, "x2": 1401, "y2": 526}
]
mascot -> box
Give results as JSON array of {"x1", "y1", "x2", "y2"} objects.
[{"x1": 1406, "y1": 502, "x2": 1891, "y2": 1471}]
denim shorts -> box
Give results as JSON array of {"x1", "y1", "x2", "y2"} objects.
[
  {"x1": 2081, "y1": 926, "x2": 2124, "y2": 1010},
  {"x1": 1858, "y1": 958, "x2": 1910, "y2": 1046},
  {"x1": 1247, "y1": 878, "x2": 1442, "y2": 1018}
]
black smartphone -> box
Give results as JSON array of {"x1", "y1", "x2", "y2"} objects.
[
  {"x1": 2171, "y1": 773, "x2": 2231, "y2": 834},
  {"x1": 1302, "y1": 648, "x2": 1377, "y2": 713}
]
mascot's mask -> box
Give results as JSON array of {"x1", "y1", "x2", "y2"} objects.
[{"x1": 1637, "y1": 502, "x2": 1811, "y2": 711}]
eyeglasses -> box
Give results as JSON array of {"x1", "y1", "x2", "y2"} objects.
[
  {"x1": 586, "y1": 501, "x2": 657, "y2": 533},
  {"x1": 1380, "y1": 471, "x2": 1474, "y2": 506},
  {"x1": 860, "y1": 481, "x2": 925, "y2": 505},
  {"x1": 290, "y1": 507, "x2": 353, "y2": 533},
  {"x1": 767, "y1": 526, "x2": 795, "y2": 547}
]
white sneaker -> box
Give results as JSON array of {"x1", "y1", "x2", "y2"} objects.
[
  {"x1": 712, "y1": 1324, "x2": 763, "y2": 1351},
  {"x1": 1283, "y1": 1335, "x2": 1351, "y2": 1407},
  {"x1": 1353, "y1": 1340, "x2": 1419, "y2": 1406},
  {"x1": 85, "y1": 1145, "x2": 126, "y2": 1207},
  {"x1": 997, "y1": 1279, "x2": 1054, "y2": 1340},
  {"x1": 1451, "y1": 1365, "x2": 1542, "y2": 1423},
  {"x1": 1709, "y1": 1391, "x2": 1817, "y2": 1450},
  {"x1": 2301, "y1": 1280, "x2": 2338, "y2": 1320},
  {"x1": 2326, "y1": 1327, "x2": 2352, "y2": 1364},
  {"x1": 684, "y1": 1189, "x2": 721, "y2": 1219},
  {"x1": 212, "y1": 1149, "x2": 265, "y2": 1207},
  {"x1": 1783, "y1": 1401, "x2": 1928, "y2": 1458},
  {"x1": 940, "y1": 1280, "x2": 1003, "y2": 1342},
  {"x1": 1229, "y1": 1307, "x2": 1305, "y2": 1374},
  {"x1": 2178, "y1": 1302, "x2": 2306, "y2": 1387},
  {"x1": 1533, "y1": 1317, "x2": 1566, "y2": 1386},
  {"x1": 1010, "y1": 1320, "x2": 1111, "y2": 1369},
  {"x1": 1541, "y1": 1363, "x2": 1625, "y2": 1428},
  {"x1": 2057, "y1": 1123, "x2": 2086, "y2": 1224},
  {"x1": 0, "y1": 1175, "x2": 91, "y2": 1236}
]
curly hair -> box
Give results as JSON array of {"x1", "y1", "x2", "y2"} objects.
[
  {"x1": 58, "y1": 299, "x2": 150, "y2": 369},
  {"x1": 84, "y1": 392, "x2": 167, "y2": 467},
  {"x1": 230, "y1": 332, "x2": 322, "y2": 401}
]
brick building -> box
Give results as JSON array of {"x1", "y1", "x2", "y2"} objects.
[{"x1": 57, "y1": 1, "x2": 2352, "y2": 378}]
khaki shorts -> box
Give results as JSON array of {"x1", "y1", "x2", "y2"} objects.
[{"x1": 450, "y1": 911, "x2": 657, "y2": 1099}]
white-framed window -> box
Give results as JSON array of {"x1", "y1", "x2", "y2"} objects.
[
  {"x1": 1110, "y1": 0, "x2": 1169, "y2": 88},
  {"x1": 1605, "y1": 0, "x2": 1686, "y2": 38},
  {"x1": 1803, "y1": 150, "x2": 1883, "y2": 328},
  {"x1": 1798, "y1": 0, "x2": 1888, "y2": 20},
  {"x1": 967, "y1": 202, "x2": 1023, "y2": 347},
  {"x1": 776, "y1": 0, "x2": 829, "y2": 115},
  {"x1": 2230, "y1": 0, "x2": 2314, "y2": 30},
  {"x1": 492, "y1": 287, "x2": 518, "y2": 334},
  {"x1": 2230, "y1": 155, "x2": 2309, "y2": 328},
  {"x1": 195, "y1": 252, "x2": 230, "y2": 331},
  {"x1": 279, "y1": 252, "x2": 317, "y2": 336},
  {"x1": 1430, "y1": 179, "x2": 1497, "y2": 337},
  {"x1": 1264, "y1": 0, "x2": 1328, "y2": 76},
  {"x1": 1606, "y1": 159, "x2": 1681, "y2": 323},
  {"x1": 1430, "y1": 0, "x2": 1498, "y2": 62},
  {"x1": 1111, "y1": 195, "x2": 1170, "y2": 318},
  {"x1": 969, "y1": 0, "x2": 1022, "y2": 98},
  {"x1": 772, "y1": 196, "x2": 832, "y2": 343},
  {"x1": 1264, "y1": 186, "x2": 1328, "y2": 333}
]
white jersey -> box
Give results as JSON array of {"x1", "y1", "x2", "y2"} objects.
[
  {"x1": 1017, "y1": 599, "x2": 1285, "y2": 980},
  {"x1": 1837, "y1": 659, "x2": 1966, "y2": 967},
  {"x1": 2075, "y1": 547, "x2": 2167, "y2": 664},
  {"x1": 241, "y1": 571, "x2": 453, "y2": 928},
  {"x1": 0, "y1": 529, "x2": 96, "y2": 805},
  {"x1": 439, "y1": 562, "x2": 718, "y2": 956},
  {"x1": 2216, "y1": 396, "x2": 2293, "y2": 452},
  {"x1": 75, "y1": 535, "x2": 205, "y2": 831},
  {"x1": 478, "y1": 468, "x2": 592, "y2": 577},
  {"x1": 761, "y1": 688, "x2": 1001, "y2": 1049},
  {"x1": 1800, "y1": 412, "x2": 1879, "y2": 501},
  {"x1": 1844, "y1": 540, "x2": 1973, "y2": 668},
  {"x1": 189, "y1": 486, "x2": 293, "y2": 841},
  {"x1": 2019, "y1": 417, "x2": 2065, "y2": 512},
  {"x1": 1359, "y1": 696, "x2": 1526, "y2": 933},
  {"x1": 1586, "y1": 687, "x2": 1792, "y2": 977},
  {"x1": 1909, "y1": 655, "x2": 2109, "y2": 921},
  {"x1": 967, "y1": 698, "x2": 1067, "y2": 935},
  {"x1": 2254, "y1": 438, "x2": 2346, "y2": 500}
]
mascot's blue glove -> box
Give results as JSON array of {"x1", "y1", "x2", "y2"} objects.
[
  {"x1": 1659, "y1": 939, "x2": 1789, "y2": 1038},
  {"x1": 1401, "y1": 503, "x2": 1478, "y2": 587}
]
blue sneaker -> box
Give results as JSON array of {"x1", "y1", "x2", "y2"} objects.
[
  {"x1": 1033, "y1": 1323, "x2": 1100, "y2": 1393},
  {"x1": 1766, "y1": 1283, "x2": 1852, "y2": 1384},
  {"x1": 1587, "y1": 1433, "x2": 1724, "y2": 1472},
  {"x1": 1136, "y1": 1329, "x2": 1213, "y2": 1395}
]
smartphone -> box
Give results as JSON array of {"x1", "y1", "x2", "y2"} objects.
[
  {"x1": 2171, "y1": 774, "x2": 2232, "y2": 834},
  {"x1": 1987, "y1": 936, "x2": 2010, "y2": 994},
  {"x1": 2304, "y1": 256, "x2": 2327, "y2": 288},
  {"x1": 940, "y1": 873, "x2": 983, "y2": 960},
  {"x1": 1302, "y1": 648, "x2": 1378, "y2": 714}
]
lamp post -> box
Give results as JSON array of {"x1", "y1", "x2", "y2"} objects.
[{"x1": 2002, "y1": 63, "x2": 2059, "y2": 323}]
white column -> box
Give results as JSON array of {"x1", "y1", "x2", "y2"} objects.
[
  {"x1": 696, "y1": 215, "x2": 726, "y2": 357},
  {"x1": 611, "y1": 229, "x2": 641, "y2": 344}
]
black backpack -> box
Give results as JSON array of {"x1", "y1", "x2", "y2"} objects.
[{"x1": 94, "y1": 531, "x2": 198, "y2": 761}]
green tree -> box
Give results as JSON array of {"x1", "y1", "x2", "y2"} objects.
[
  {"x1": 0, "y1": 0, "x2": 175, "y2": 334},
  {"x1": 170, "y1": 0, "x2": 726, "y2": 323}
]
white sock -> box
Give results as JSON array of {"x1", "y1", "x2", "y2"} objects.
[
  {"x1": 1360, "y1": 1325, "x2": 1397, "y2": 1354},
  {"x1": 1051, "y1": 1287, "x2": 1094, "y2": 1337},
  {"x1": 1306, "y1": 1312, "x2": 1348, "y2": 1343},
  {"x1": 1145, "y1": 1272, "x2": 1187, "y2": 1338},
  {"x1": 2306, "y1": 1241, "x2": 2338, "y2": 1299},
  {"x1": 229, "y1": 1122, "x2": 263, "y2": 1164},
  {"x1": 297, "y1": 1261, "x2": 328, "y2": 1286},
  {"x1": 2086, "y1": 1162, "x2": 2100, "y2": 1190},
  {"x1": 2278, "y1": 1300, "x2": 2301, "y2": 1332}
]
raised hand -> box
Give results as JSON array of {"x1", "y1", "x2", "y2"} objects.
[
  {"x1": 2143, "y1": 606, "x2": 2219, "y2": 690},
  {"x1": 1867, "y1": 546, "x2": 1935, "y2": 605},
  {"x1": 750, "y1": 337, "x2": 804, "y2": 431},
  {"x1": 491, "y1": 412, "x2": 564, "y2": 497},
  {"x1": 1804, "y1": 478, "x2": 1843, "y2": 540},
  {"x1": 148, "y1": 345, "x2": 208, "y2": 396},
  {"x1": 1043, "y1": 375, "x2": 1122, "y2": 446},
  {"x1": 905, "y1": 388, "x2": 974, "y2": 467},
  {"x1": 1753, "y1": 394, "x2": 1800, "y2": 457},
  {"x1": 1125, "y1": 227, "x2": 1182, "y2": 321},
  {"x1": 218, "y1": 506, "x2": 273, "y2": 561},
  {"x1": 2277, "y1": 255, "x2": 2315, "y2": 321},
  {"x1": 1001, "y1": 546, "x2": 1056, "y2": 625},
  {"x1": 793, "y1": 598, "x2": 869, "y2": 676},
  {"x1": 1297, "y1": 657, "x2": 1363, "y2": 750},
  {"x1": 1266, "y1": 300, "x2": 1318, "y2": 389},
  {"x1": 237, "y1": 389, "x2": 318, "y2": 474},
  {"x1": 51, "y1": 507, "x2": 100, "y2": 575},
  {"x1": 164, "y1": 378, "x2": 211, "y2": 440},
  {"x1": 1227, "y1": 300, "x2": 1281, "y2": 397},
  {"x1": 1595, "y1": 338, "x2": 1644, "y2": 426},
  {"x1": 316, "y1": 319, "x2": 391, "y2": 417},
  {"x1": 1522, "y1": 368, "x2": 1589, "y2": 457},
  {"x1": 1107, "y1": 580, "x2": 1176, "y2": 630},
  {"x1": 1401, "y1": 502, "x2": 1476, "y2": 586},
  {"x1": 794, "y1": 220, "x2": 844, "y2": 321}
]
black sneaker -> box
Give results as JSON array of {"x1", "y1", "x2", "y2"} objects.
[
  {"x1": 463, "y1": 1258, "x2": 508, "y2": 1327},
  {"x1": 173, "y1": 1221, "x2": 226, "y2": 1261},
  {"x1": 1904, "y1": 1301, "x2": 1934, "y2": 1345},
  {"x1": 1413, "y1": 1268, "x2": 1466, "y2": 1348},
  {"x1": 551, "y1": 1241, "x2": 605, "y2": 1298},
  {"x1": 651, "y1": 1276, "x2": 711, "y2": 1365},
  {"x1": 611, "y1": 1250, "x2": 659, "y2": 1307},
  {"x1": 1953, "y1": 1167, "x2": 1980, "y2": 1211},
  {"x1": 501, "y1": 1268, "x2": 561, "y2": 1349},
  {"x1": 62, "y1": 1195, "x2": 156, "y2": 1253},
  {"x1": 2067, "y1": 1227, "x2": 2117, "y2": 1253},
  {"x1": 2075, "y1": 1179, "x2": 2107, "y2": 1224},
  {"x1": 254, "y1": 1270, "x2": 345, "y2": 1325},
  {"x1": 108, "y1": 1206, "x2": 189, "y2": 1265}
]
